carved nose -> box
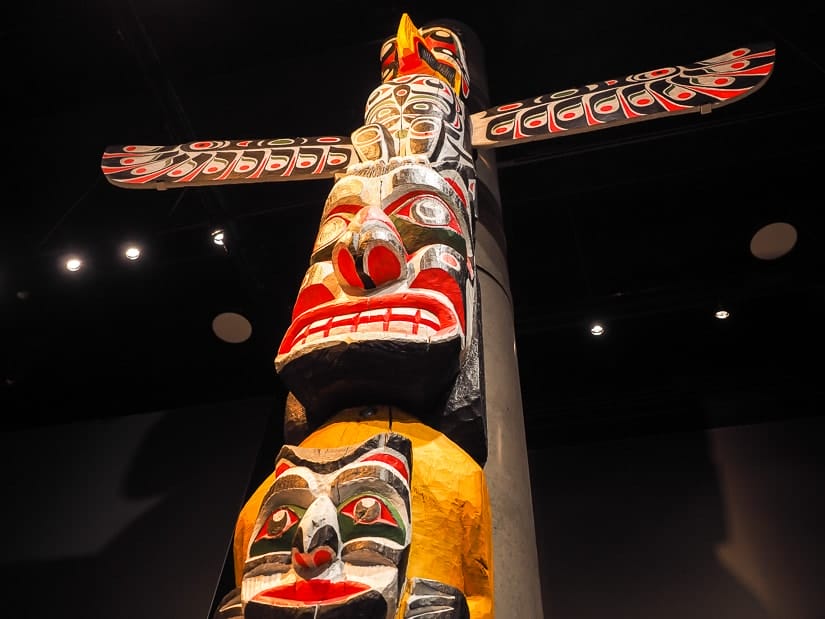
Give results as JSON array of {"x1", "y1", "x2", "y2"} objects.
[
  {"x1": 292, "y1": 524, "x2": 339, "y2": 570},
  {"x1": 333, "y1": 206, "x2": 408, "y2": 291}
]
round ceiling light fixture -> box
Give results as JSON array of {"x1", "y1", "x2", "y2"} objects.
[
  {"x1": 750, "y1": 221, "x2": 797, "y2": 260},
  {"x1": 212, "y1": 311, "x2": 252, "y2": 343}
]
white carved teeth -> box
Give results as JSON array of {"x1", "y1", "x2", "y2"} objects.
[
  {"x1": 242, "y1": 572, "x2": 289, "y2": 605},
  {"x1": 295, "y1": 308, "x2": 440, "y2": 345},
  {"x1": 325, "y1": 312, "x2": 359, "y2": 337}
]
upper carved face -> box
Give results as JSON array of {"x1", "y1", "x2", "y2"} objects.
[
  {"x1": 274, "y1": 14, "x2": 478, "y2": 425},
  {"x1": 274, "y1": 159, "x2": 475, "y2": 420},
  {"x1": 241, "y1": 433, "x2": 412, "y2": 618}
]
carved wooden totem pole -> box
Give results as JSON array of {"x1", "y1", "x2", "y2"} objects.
[{"x1": 101, "y1": 13, "x2": 774, "y2": 619}]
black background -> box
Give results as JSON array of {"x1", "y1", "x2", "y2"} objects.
[
  {"x1": 6, "y1": 1, "x2": 824, "y2": 438},
  {"x1": 3, "y1": 4, "x2": 825, "y2": 616}
]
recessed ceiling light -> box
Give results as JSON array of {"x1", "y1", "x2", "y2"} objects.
[
  {"x1": 211, "y1": 229, "x2": 225, "y2": 246},
  {"x1": 750, "y1": 221, "x2": 797, "y2": 260},
  {"x1": 590, "y1": 323, "x2": 605, "y2": 336},
  {"x1": 715, "y1": 308, "x2": 730, "y2": 320},
  {"x1": 124, "y1": 246, "x2": 141, "y2": 260},
  {"x1": 65, "y1": 257, "x2": 83, "y2": 272}
]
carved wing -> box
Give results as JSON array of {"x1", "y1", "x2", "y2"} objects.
[
  {"x1": 101, "y1": 136, "x2": 357, "y2": 190},
  {"x1": 101, "y1": 43, "x2": 775, "y2": 189},
  {"x1": 470, "y1": 42, "x2": 775, "y2": 148}
]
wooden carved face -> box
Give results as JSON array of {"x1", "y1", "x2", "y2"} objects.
[
  {"x1": 274, "y1": 160, "x2": 475, "y2": 421},
  {"x1": 242, "y1": 433, "x2": 413, "y2": 618}
]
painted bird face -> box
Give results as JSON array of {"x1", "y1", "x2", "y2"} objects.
[
  {"x1": 380, "y1": 13, "x2": 470, "y2": 99},
  {"x1": 241, "y1": 433, "x2": 413, "y2": 619},
  {"x1": 275, "y1": 159, "x2": 475, "y2": 423}
]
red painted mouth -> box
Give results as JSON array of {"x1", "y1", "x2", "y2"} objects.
[
  {"x1": 255, "y1": 580, "x2": 371, "y2": 605},
  {"x1": 277, "y1": 292, "x2": 459, "y2": 356}
]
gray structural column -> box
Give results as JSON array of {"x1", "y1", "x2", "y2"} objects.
[
  {"x1": 442, "y1": 19, "x2": 544, "y2": 618},
  {"x1": 476, "y1": 161, "x2": 544, "y2": 619}
]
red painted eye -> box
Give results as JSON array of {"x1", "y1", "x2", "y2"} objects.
[
  {"x1": 340, "y1": 496, "x2": 397, "y2": 526},
  {"x1": 391, "y1": 194, "x2": 461, "y2": 234},
  {"x1": 255, "y1": 507, "x2": 300, "y2": 541}
]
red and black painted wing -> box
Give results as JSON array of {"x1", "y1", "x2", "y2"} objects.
[
  {"x1": 101, "y1": 137, "x2": 357, "y2": 189},
  {"x1": 470, "y1": 42, "x2": 776, "y2": 148}
]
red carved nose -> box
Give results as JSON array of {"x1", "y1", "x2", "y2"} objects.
[
  {"x1": 292, "y1": 523, "x2": 339, "y2": 569},
  {"x1": 333, "y1": 206, "x2": 407, "y2": 290},
  {"x1": 292, "y1": 546, "x2": 336, "y2": 570}
]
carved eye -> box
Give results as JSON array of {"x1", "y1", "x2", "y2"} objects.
[
  {"x1": 314, "y1": 215, "x2": 349, "y2": 250},
  {"x1": 409, "y1": 117, "x2": 439, "y2": 138},
  {"x1": 353, "y1": 497, "x2": 380, "y2": 523},
  {"x1": 255, "y1": 507, "x2": 300, "y2": 541},
  {"x1": 411, "y1": 197, "x2": 451, "y2": 226},
  {"x1": 373, "y1": 106, "x2": 399, "y2": 124},
  {"x1": 340, "y1": 495, "x2": 397, "y2": 527},
  {"x1": 248, "y1": 504, "x2": 307, "y2": 558},
  {"x1": 409, "y1": 101, "x2": 437, "y2": 114}
]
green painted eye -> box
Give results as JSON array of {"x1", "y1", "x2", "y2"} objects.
[
  {"x1": 338, "y1": 495, "x2": 406, "y2": 546},
  {"x1": 248, "y1": 505, "x2": 305, "y2": 557}
]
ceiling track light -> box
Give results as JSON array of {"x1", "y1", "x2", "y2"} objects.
[{"x1": 64, "y1": 256, "x2": 83, "y2": 272}]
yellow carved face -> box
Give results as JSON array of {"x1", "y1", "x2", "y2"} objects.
[
  {"x1": 241, "y1": 432, "x2": 413, "y2": 618},
  {"x1": 234, "y1": 408, "x2": 494, "y2": 619}
]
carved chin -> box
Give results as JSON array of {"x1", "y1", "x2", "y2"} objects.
[
  {"x1": 245, "y1": 587, "x2": 387, "y2": 619},
  {"x1": 276, "y1": 336, "x2": 462, "y2": 424}
]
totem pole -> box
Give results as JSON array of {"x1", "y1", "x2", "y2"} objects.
[{"x1": 100, "y1": 13, "x2": 775, "y2": 619}]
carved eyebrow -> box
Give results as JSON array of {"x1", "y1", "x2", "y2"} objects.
[
  {"x1": 274, "y1": 434, "x2": 411, "y2": 476},
  {"x1": 331, "y1": 464, "x2": 410, "y2": 506},
  {"x1": 360, "y1": 452, "x2": 409, "y2": 481},
  {"x1": 325, "y1": 203, "x2": 363, "y2": 217},
  {"x1": 258, "y1": 473, "x2": 313, "y2": 511},
  {"x1": 269, "y1": 474, "x2": 310, "y2": 492},
  {"x1": 257, "y1": 484, "x2": 317, "y2": 532},
  {"x1": 384, "y1": 189, "x2": 443, "y2": 213}
]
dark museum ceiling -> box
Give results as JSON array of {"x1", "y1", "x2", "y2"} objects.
[{"x1": 5, "y1": 1, "x2": 824, "y2": 446}]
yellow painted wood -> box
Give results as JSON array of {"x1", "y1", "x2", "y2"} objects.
[{"x1": 234, "y1": 406, "x2": 494, "y2": 618}]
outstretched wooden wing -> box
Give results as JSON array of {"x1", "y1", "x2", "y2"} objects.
[
  {"x1": 100, "y1": 43, "x2": 775, "y2": 191},
  {"x1": 101, "y1": 137, "x2": 357, "y2": 190},
  {"x1": 470, "y1": 42, "x2": 775, "y2": 148}
]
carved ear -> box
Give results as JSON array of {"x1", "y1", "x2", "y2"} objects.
[
  {"x1": 212, "y1": 587, "x2": 242, "y2": 619},
  {"x1": 382, "y1": 431, "x2": 413, "y2": 473},
  {"x1": 400, "y1": 577, "x2": 470, "y2": 618},
  {"x1": 352, "y1": 123, "x2": 396, "y2": 162},
  {"x1": 439, "y1": 288, "x2": 486, "y2": 465},
  {"x1": 283, "y1": 391, "x2": 310, "y2": 445}
]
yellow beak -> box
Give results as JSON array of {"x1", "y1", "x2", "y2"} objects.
[{"x1": 394, "y1": 13, "x2": 461, "y2": 95}]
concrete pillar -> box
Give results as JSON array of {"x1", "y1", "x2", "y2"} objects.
[
  {"x1": 476, "y1": 170, "x2": 545, "y2": 619},
  {"x1": 441, "y1": 18, "x2": 545, "y2": 618}
]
